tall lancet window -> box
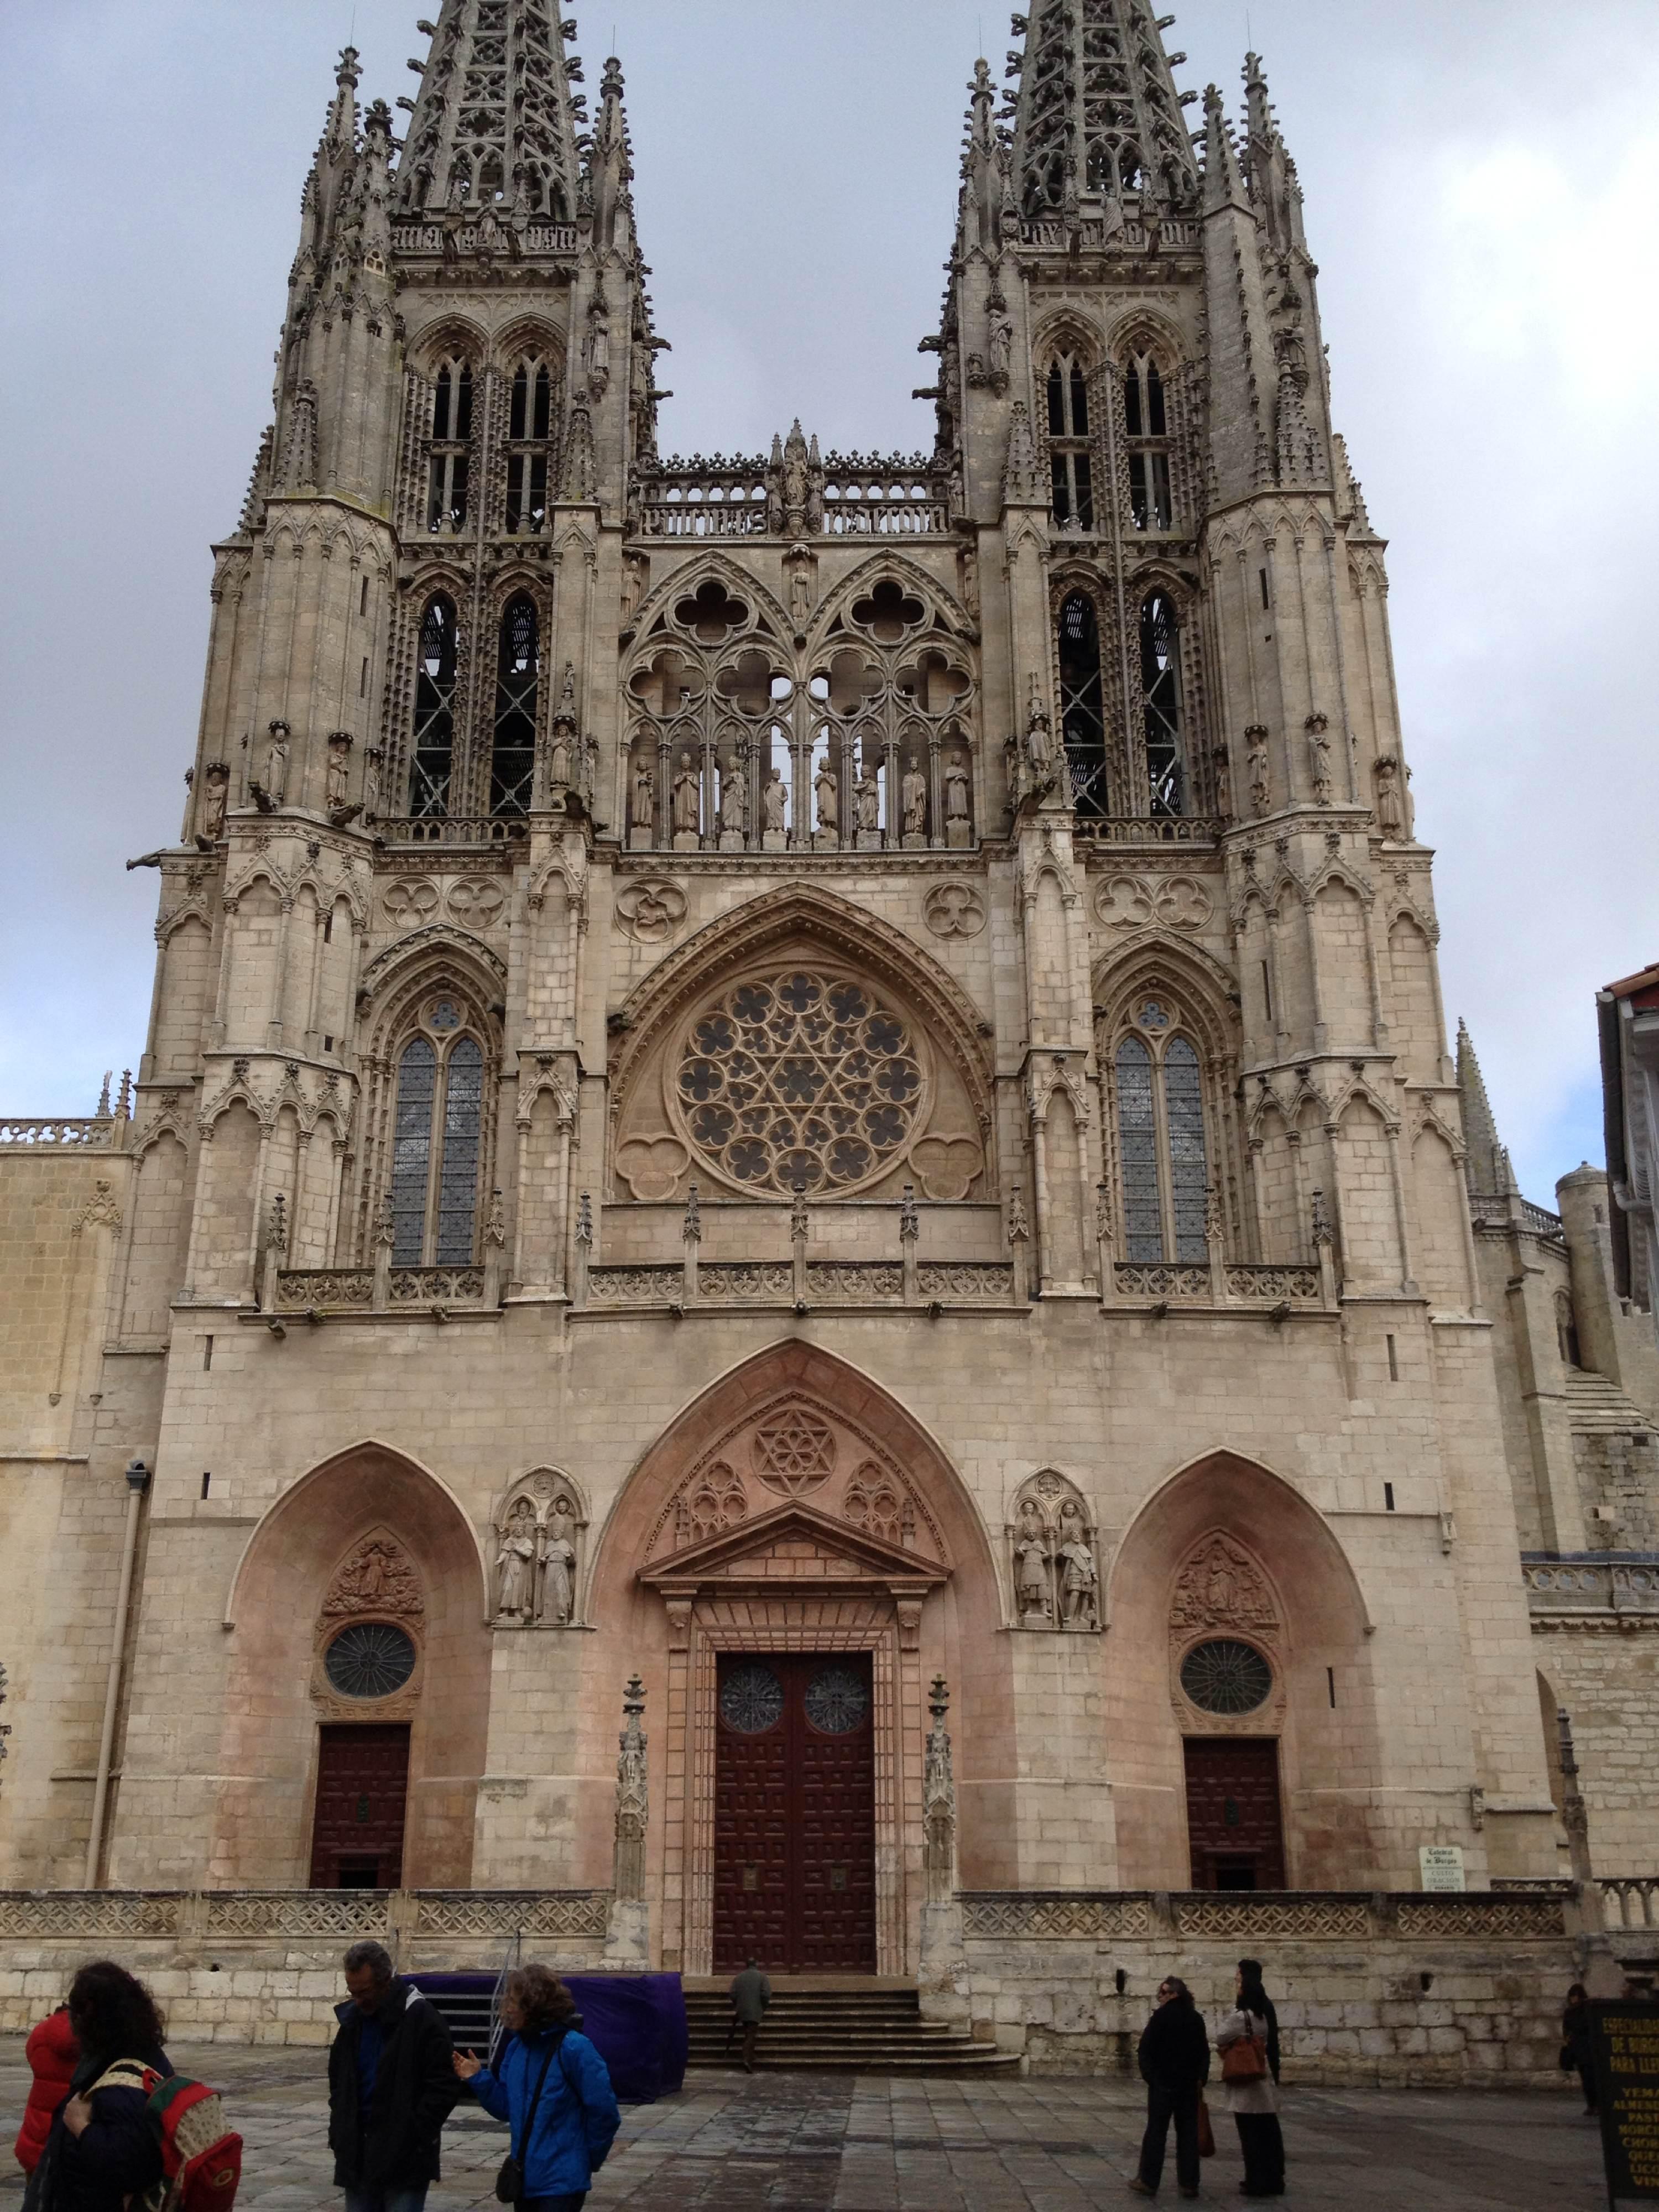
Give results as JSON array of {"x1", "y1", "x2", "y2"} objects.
[
  {"x1": 410, "y1": 594, "x2": 458, "y2": 817},
  {"x1": 1057, "y1": 592, "x2": 1107, "y2": 818},
  {"x1": 491, "y1": 594, "x2": 539, "y2": 816},
  {"x1": 1114, "y1": 1008, "x2": 1210, "y2": 1264},
  {"x1": 389, "y1": 999, "x2": 486, "y2": 1265},
  {"x1": 1046, "y1": 356, "x2": 1094, "y2": 530},
  {"x1": 1124, "y1": 352, "x2": 1173, "y2": 531},
  {"x1": 505, "y1": 357, "x2": 554, "y2": 535},
  {"x1": 1140, "y1": 592, "x2": 1183, "y2": 816},
  {"x1": 426, "y1": 359, "x2": 473, "y2": 533}
]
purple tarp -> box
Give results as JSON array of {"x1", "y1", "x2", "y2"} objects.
[{"x1": 408, "y1": 1970, "x2": 687, "y2": 2103}]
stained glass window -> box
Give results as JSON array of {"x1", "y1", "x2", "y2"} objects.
[
  {"x1": 436, "y1": 1039, "x2": 483, "y2": 1263},
  {"x1": 325, "y1": 1622, "x2": 417, "y2": 1699},
  {"x1": 388, "y1": 1023, "x2": 484, "y2": 1266},
  {"x1": 1166, "y1": 1038, "x2": 1208, "y2": 1262},
  {"x1": 1180, "y1": 1638, "x2": 1271, "y2": 1715},
  {"x1": 390, "y1": 1039, "x2": 437, "y2": 1264},
  {"x1": 1116, "y1": 1035, "x2": 1161, "y2": 1262},
  {"x1": 1113, "y1": 1025, "x2": 1212, "y2": 1264}
]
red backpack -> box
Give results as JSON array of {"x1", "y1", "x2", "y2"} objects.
[{"x1": 87, "y1": 2063, "x2": 242, "y2": 2212}]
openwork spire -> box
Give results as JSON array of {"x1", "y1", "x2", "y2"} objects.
[
  {"x1": 394, "y1": 0, "x2": 583, "y2": 218},
  {"x1": 1010, "y1": 0, "x2": 1199, "y2": 220}
]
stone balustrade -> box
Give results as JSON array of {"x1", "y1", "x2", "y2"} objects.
[
  {"x1": 958, "y1": 1887, "x2": 1572, "y2": 1943},
  {"x1": 272, "y1": 1265, "x2": 487, "y2": 1313},
  {"x1": 1522, "y1": 1557, "x2": 1659, "y2": 1615},
  {"x1": 1073, "y1": 815, "x2": 1227, "y2": 847},
  {"x1": 1110, "y1": 1260, "x2": 1326, "y2": 1311},
  {"x1": 373, "y1": 816, "x2": 526, "y2": 848},
  {"x1": 1599, "y1": 1875, "x2": 1659, "y2": 1931},
  {"x1": 630, "y1": 452, "x2": 951, "y2": 540},
  {"x1": 0, "y1": 1117, "x2": 118, "y2": 1149},
  {"x1": 580, "y1": 1258, "x2": 1016, "y2": 1311}
]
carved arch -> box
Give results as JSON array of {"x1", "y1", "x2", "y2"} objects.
[
  {"x1": 1105, "y1": 304, "x2": 1186, "y2": 366},
  {"x1": 805, "y1": 549, "x2": 974, "y2": 651},
  {"x1": 627, "y1": 549, "x2": 792, "y2": 651},
  {"x1": 406, "y1": 312, "x2": 489, "y2": 375},
  {"x1": 1029, "y1": 307, "x2": 1104, "y2": 371}
]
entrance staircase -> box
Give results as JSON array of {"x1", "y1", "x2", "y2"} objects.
[
  {"x1": 1565, "y1": 1368, "x2": 1656, "y2": 1438},
  {"x1": 684, "y1": 1976, "x2": 1021, "y2": 2074}
]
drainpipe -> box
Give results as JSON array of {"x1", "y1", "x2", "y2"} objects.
[{"x1": 84, "y1": 1458, "x2": 151, "y2": 1887}]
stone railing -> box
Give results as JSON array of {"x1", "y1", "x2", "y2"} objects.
[
  {"x1": 1074, "y1": 815, "x2": 1227, "y2": 847},
  {"x1": 1522, "y1": 1557, "x2": 1659, "y2": 1615},
  {"x1": 580, "y1": 1258, "x2": 1016, "y2": 1311},
  {"x1": 630, "y1": 452, "x2": 951, "y2": 540},
  {"x1": 0, "y1": 1888, "x2": 611, "y2": 1943},
  {"x1": 373, "y1": 816, "x2": 526, "y2": 848},
  {"x1": 1599, "y1": 1877, "x2": 1659, "y2": 1931},
  {"x1": 960, "y1": 1887, "x2": 1569, "y2": 1942},
  {"x1": 273, "y1": 1265, "x2": 487, "y2": 1313},
  {"x1": 1110, "y1": 1261, "x2": 1324, "y2": 1310},
  {"x1": 0, "y1": 1116, "x2": 119, "y2": 1149},
  {"x1": 1022, "y1": 216, "x2": 1199, "y2": 253},
  {"x1": 1468, "y1": 1192, "x2": 1565, "y2": 1239},
  {"x1": 820, "y1": 471, "x2": 948, "y2": 536},
  {"x1": 391, "y1": 222, "x2": 578, "y2": 257},
  {"x1": 632, "y1": 460, "x2": 770, "y2": 538}
]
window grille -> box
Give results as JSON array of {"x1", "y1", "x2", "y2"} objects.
[
  {"x1": 1046, "y1": 357, "x2": 1094, "y2": 531},
  {"x1": 490, "y1": 594, "x2": 539, "y2": 816},
  {"x1": 426, "y1": 361, "x2": 474, "y2": 533},
  {"x1": 409, "y1": 594, "x2": 458, "y2": 817},
  {"x1": 1123, "y1": 353, "x2": 1175, "y2": 532},
  {"x1": 1140, "y1": 592, "x2": 1183, "y2": 816},
  {"x1": 505, "y1": 359, "x2": 555, "y2": 535},
  {"x1": 1058, "y1": 592, "x2": 1108, "y2": 820}
]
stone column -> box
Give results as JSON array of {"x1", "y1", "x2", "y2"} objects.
[
  {"x1": 917, "y1": 1675, "x2": 968, "y2": 2012},
  {"x1": 603, "y1": 1674, "x2": 651, "y2": 1966}
]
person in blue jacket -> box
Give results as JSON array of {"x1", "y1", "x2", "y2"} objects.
[{"x1": 453, "y1": 1964, "x2": 619, "y2": 2212}]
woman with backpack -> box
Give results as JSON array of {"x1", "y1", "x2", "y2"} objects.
[
  {"x1": 1214, "y1": 1962, "x2": 1285, "y2": 2199},
  {"x1": 452, "y1": 1965, "x2": 620, "y2": 2212},
  {"x1": 26, "y1": 1960, "x2": 169, "y2": 2212}
]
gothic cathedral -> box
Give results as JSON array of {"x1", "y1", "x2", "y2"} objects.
[{"x1": 4, "y1": 0, "x2": 1653, "y2": 2026}]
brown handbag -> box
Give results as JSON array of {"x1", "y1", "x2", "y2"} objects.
[
  {"x1": 1220, "y1": 2030, "x2": 1269, "y2": 2083},
  {"x1": 1196, "y1": 2095, "x2": 1217, "y2": 2158}
]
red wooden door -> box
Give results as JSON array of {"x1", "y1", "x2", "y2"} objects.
[
  {"x1": 714, "y1": 1654, "x2": 876, "y2": 1973},
  {"x1": 309, "y1": 1724, "x2": 410, "y2": 1888},
  {"x1": 1183, "y1": 1736, "x2": 1286, "y2": 1890}
]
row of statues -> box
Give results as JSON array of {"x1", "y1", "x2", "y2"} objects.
[
  {"x1": 635, "y1": 750, "x2": 972, "y2": 839},
  {"x1": 1011, "y1": 1490, "x2": 1100, "y2": 1631},
  {"x1": 494, "y1": 1496, "x2": 578, "y2": 1627}
]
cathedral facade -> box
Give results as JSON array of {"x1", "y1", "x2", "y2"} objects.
[{"x1": 3, "y1": 0, "x2": 1654, "y2": 2019}]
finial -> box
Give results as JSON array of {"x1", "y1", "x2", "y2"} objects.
[
  {"x1": 682, "y1": 1181, "x2": 702, "y2": 1245},
  {"x1": 900, "y1": 1183, "x2": 920, "y2": 1242},
  {"x1": 576, "y1": 1192, "x2": 594, "y2": 1246},
  {"x1": 117, "y1": 1071, "x2": 133, "y2": 1119},
  {"x1": 267, "y1": 1192, "x2": 289, "y2": 1253},
  {"x1": 97, "y1": 1071, "x2": 112, "y2": 1118}
]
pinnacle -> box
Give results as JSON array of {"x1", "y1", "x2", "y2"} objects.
[{"x1": 1010, "y1": 0, "x2": 1200, "y2": 223}]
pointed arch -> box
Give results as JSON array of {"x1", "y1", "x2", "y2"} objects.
[
  {"x1": 1029, "y1": 307, "x2": 1104, "y2": 372},
  {"x1": 627, "y1": 548, "x2": 792, "y2": 652},
  {"x1": 805, "y1": 549, "x2": 973, "y2": 651}
]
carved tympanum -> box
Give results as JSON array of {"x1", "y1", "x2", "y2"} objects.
[
  {"x1": 322, "y1": 1532, "x2": 424, "y2": 1620},
  {"x1": 1169, "y1": 1531, "x2": 1279, "y2": 1640}
]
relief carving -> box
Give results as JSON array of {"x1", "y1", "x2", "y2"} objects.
[
  {"x1": 384, "y1": 879, "x2": 440, "y2": 927},
  {"x1": 1008, "y1": 1472, "x2": 1099, "y2": 1630},
  {"x1": 448, "y1": 880, "x2": 505, "y2": 928},
  {"x1": 322, "y1": 1532, "x2": 424, "y2": 1620},
  {"x1": 492, "y1": 1471, "x2": 587, "y2": 1627},
  {"x1": 922, "y1": 882, "x2": 986, "y2": 938},
  {"x1": 614, "y1": 879, "x2": 687, "y2": 944},
  {"x1": 1093, "y1": 873, "x2": 1214, "y2": 931},
  {"x1": 671, "y1": 1462, "x2": 748, "y2": 1547},
  {"x1": 1169, "y1": 1531, "x2": 1280, "y2": 1641}
]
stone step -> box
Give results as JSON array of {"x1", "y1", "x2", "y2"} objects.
[{"x1": 1565, "y1": 1370, "x2": 1657, "y2": 1434}]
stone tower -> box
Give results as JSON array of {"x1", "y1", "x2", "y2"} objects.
[{"x1": 1, "y1": 1, "x2": 1596, "y2": 2030}]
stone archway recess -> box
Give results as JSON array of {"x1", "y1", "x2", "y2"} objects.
[{"x1": 589, "y1": 1339, "x2": 1005, "y2": 1977}]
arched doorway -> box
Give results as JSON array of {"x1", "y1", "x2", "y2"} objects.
[
  {"x1": 586, "y1": 1340, "x2": 1006, "y2": 1975},
  {"x1": 216, "y1": 1442, "x2": 492, "y2": 1888}
]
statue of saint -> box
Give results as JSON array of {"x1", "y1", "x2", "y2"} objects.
[
  {"x1": 987, "y1": 299, "x2": 1014, "y2": 388},
  {"x1": 1057, "y1": 1516, "x2": 1098, "y2": 1630},
  {"x1": 719, "y1": 757, "x2": 747, "y2": 835},
  {"x1": 763, "y1": 766, "x2": 787, "y2": 832},
  {"x1": 541, "y1": 1516, "x2": 576, "y2": 1627},
  {"x1": 1307, "y1": 716, "x2": 1333, "y2": 805},
  {"x1": 1247, "y1": 728, "x2": 1271, "y2": 817},
  {"x1": 495, "y1": 1504, "x2": 538, "y2": 1622},
  {"x1": 264, "y1": 722, "x2": 290, "y2": 805},
  {"x1": 854, "y1": 762, "x2": 879, "y2": 833},
  {"x1": 789, "y1": 558, "x2": 811, "y2": 630},
  {"x1": 671, "y1": 751, "x2": 700, "y2": 836},
  {"x1": 1374, "y1": 754, "x2": 1404, "y2": 838},
  {"x1": 632, "y1": 754, "x2": 655, "y2": 832},
  {"x1": 325, "y1": 734, "x2": 352, "y2": 812},
  {"x1": 814, "y1": 758, "x2": 838, "y2": 833},
  {"x1": 1014, "y1": 1503, "x2": 1052, "y2": 1621},
  {"x1": 197, "y1": 762, "x2": 229, "y2": 842},
  {"x1": 944, "y1": 752, "x2": 970, "y2": 826},
  {"x1": 901, "y1": 761, "x2": 927, "y2": 838}
]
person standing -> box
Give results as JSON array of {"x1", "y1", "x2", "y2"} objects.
[
  {"x1": 1237, "y1": 1957, "x2": 1281, "y2": 2083},
  {"x1": 453, "y1": 1964, "x2": 619, "y2": 2211},
  {"x1": 1215, "y1": 1964, "x2": 1285, "y2": 2199},
  {"x1": 29, "y1": 1960, "x2": 169, "y2": 2212},
  {"x1": 326, "y1": 1939, "x2": 459, "y2": 2212},
  {"x1": 1128, "y1": 1975, "x2": 1210, "y2": 2199},
  {"x1": 1561, "y1": 1982, "x2": 1596, "y2": 2114},
  {"x1": 726, "y1": 1959, "x2": 772, "y2": 2073},
  {"x1": 13, "y1": 2002, "x2": 77, "y2": 2177}
]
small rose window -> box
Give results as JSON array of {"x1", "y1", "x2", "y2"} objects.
[
  {"x1": 674, "y1": 968, "x2": 928, "y2": 1197},
  {"x1": 1179, "y1": 1637, "x2": 1272, "y2": 1715}
]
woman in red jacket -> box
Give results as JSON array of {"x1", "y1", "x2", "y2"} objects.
[{"x1": 13, "y1": 2005, "x2": 79, "y2": 2174}]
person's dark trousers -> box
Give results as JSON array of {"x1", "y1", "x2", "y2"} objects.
[
  {"x1": 521, "y1": 2196, "x2": 587, "y2": 2211},
  {"x1": 1139, "y1": 2082, "x2": 1200, "y2": 2192},
  {"x1": 1235, "y1": 2111, "x2": 1285, "y2": 2195},
  {"x1": 1578, "y1": 2060, "x2": 1597, "y2": 2112},
  {"x1": 741, "y1": 2021, "x2": 759, "y2": 2069}
]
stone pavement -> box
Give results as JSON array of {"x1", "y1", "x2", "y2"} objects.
[{"x1": 0, "y1": 2039, "x2": 1609, "y2": 2209}]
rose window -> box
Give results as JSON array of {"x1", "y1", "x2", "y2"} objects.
[
  {"x1": 674, "y1": 969, "x2": 927, "y2": 1197},
  {"x1": 752, "y1": 1406, "x2": 837, "y2": 1496},
  {"x1": 1179, "y1": 1637, "x2": 1272, "y2": 1715},
  {"x1": 324, "y1": 1623, "x2": 417, "y2": 1699},
  {"x1": 804, "y1": 1664, "x2": 870, "y2": 1734},
  {"x1": 720, "y1": 1662, "x2": 785, "y2": 1734}
]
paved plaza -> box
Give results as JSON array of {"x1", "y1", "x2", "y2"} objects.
[{"x1": 0, "y1": 2037, "x2": 1611, "y2": 2209}]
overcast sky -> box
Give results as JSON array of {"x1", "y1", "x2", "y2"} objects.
[{"x1": 3, "y1": 2, "x2": 1655, "y2": 1203}]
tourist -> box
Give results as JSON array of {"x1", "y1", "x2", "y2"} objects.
[
  {"x1": 1215, "y1": 1964, "x2": 1285, "y2": 2199},
  {"x1": 1128, "y1": 1974, "x2": 1210, "y2": 2199},
  {"x1": 12, "y1": 2001, "x2": 77, "y2": 2176},
  {"x1": 29, "y1": 1960, "x2": 169, "y2": 2211},
  {"x1": 1561, "y1": 1982, "x2": 1596, "y2": 2113},
  {"x1": 326, "y1": 1939, "x2": 459, "y2": 2212},
  {"x1": 1237, "y1": 1957, "x2": 1281, "y2": 2083},
  {"x1": 453, "y1": 1964, "x2": 619, "y2": 2211},
  {"x1": 727, "y1": 1957, "x2": 772, "y2": 2072}
]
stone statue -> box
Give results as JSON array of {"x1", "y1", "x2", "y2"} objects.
[
  {"x1": 814, "y1": 757, "x2": 838, "y2": 833},
  {"x1": 789, "y1": 555, "x2": 812, "y2": 630},
  {"x1": 1212, "y1": 744, "x2": 1233, "y2": 821},
  {"x1": 719, "y1": 755, "x2": 747, "y2": 835},
  {"x1": 264, "y1": 721, "x2": 290, "y2": 805},
  {"x1": 632, "y1": 754, "x2": 655, "y2": 832},
  {"x1": 1246, "y1": 726, "x2": 1270, "y2": 817},
  {"x1": 1025, "y1": 677, "x2": 1053, "y2": 779},
  {"x1": 901, "y1": 761, "x2": 927, "y2": 838},
  {"x1": 541, "y1": 1514, "x2": 576, "y2": 1627},
  {"x1": 197, "y1": 761, "x2": 230, "y2": 842},
  {"x1": 325, "y1": 732, "x2": 352, "y2": 812},
  {"x1": 1014, "y1": 1501, "x2": 1052, "y2": 1621},
  {"x1": 547, "y1": 723, "x2": 573, "y2": 791},
  {"x1": 1057, "y1": 1506, "x2": 1098, "y2": 1630},
  {"x1": 495, "y1": 1503, "x2": 538, "y2": 1622},
  {"x1": 1306, "y1": 714, "x2": 1332, "y2": 806},
  {"x1": 763, "y1": 765, "x2": 787, "y2": 832},
  {"x1": 854, "y1": 761, "x2": 879, "y2": 833},
  {"x1": 1374, "y1": 753, "x2": 1404, "y2": 838},
  {"x1": 671, "y1": 750, "x2": 700, "y2": 836},
  {"x1": 362, "y1": 747, "x2": 382, "y2": 820},
  {"x1": 987, "y1": 296, "x2": 1014, "y2": 389},
  {"x1": 944, "y1": 752, "x2": 970, "y2": 827}
]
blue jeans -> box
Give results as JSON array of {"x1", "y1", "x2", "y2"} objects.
[{"x1": 343, "y1": 2190, "x2": 429, "y2": 2212}]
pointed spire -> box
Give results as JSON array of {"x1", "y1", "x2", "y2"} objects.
[
  {"x1": 586, "y1": 51, "x2": 634, "y2": 250},
  {"x1": 1241, "y1": 50, "x2": 1305, "y2": 255},
  {"x1": 1011, "y1": 0, "x2": 1199, "y2": 222},
  {"x1": 1455, "y1": 1020, "x2": 1507, "y2": 1196},
  {"x1": 1201, "y1": 81, "x2": 1248, "y2": 216},
  {"x1": 394, "y1": 0, "x2": 582, "y2": 221},
  {"x1": 1003, "y1": 400, "x2": 1042, "y2": 507}
]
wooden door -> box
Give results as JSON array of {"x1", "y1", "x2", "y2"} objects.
[
  {"x1": 714, "y1": 1653, "x2": 876, "y2": 1973},
  {"x1": 309, "y1": 1724, "x2": 410, "y2": 1888},
  {"x1": 1183, "y1": 1736, "x2": 1286, "y2": 1890}
]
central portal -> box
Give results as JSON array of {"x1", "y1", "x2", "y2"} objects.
[{"x1": 713, "y1": 1652, "x2": 877, "y2": 1973}]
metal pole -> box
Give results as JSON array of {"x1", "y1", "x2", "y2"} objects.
[{"x1": 84, "y1": 1459, "x2": 151, "y2": 1888}]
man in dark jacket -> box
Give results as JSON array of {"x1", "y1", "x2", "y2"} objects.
[
  {"x1": 327, "y1": 1940, "x2": 460, "y2": 2212},
  {"x1": 1129, "y1": 1975, "x2": 1211, "y2": 2199}
]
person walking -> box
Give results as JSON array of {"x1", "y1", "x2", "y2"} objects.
[
  {"x1": 1215, "y1": 1965, "x2": 1285, "y2": 2199},
  {"x1": 1128, "y1": 1975, "x2": 1210, "y2": 2199},
  {"x1": 1561, "y1": 1982, "x2": 1596, "y2": 2114},
  {"x1": 726, "y1": 1959, "x2": 771, "y2": 2073},
  {"x1": 453, "y1": 1964, "x2": 619, "y2": 2212},
  {"x1": 13, "y1": 2003, "x2": 77, "y2": 2178},
  {"x1": 27, "y1": 1960, "x2": 169, "y2": 2212},
  {"x1": 326, "y1": 1939, "x2": 460, "y2": 2212},
  {"x1": 1236, "y1": 1958, "x2": 1280, "y2": 2084}
]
